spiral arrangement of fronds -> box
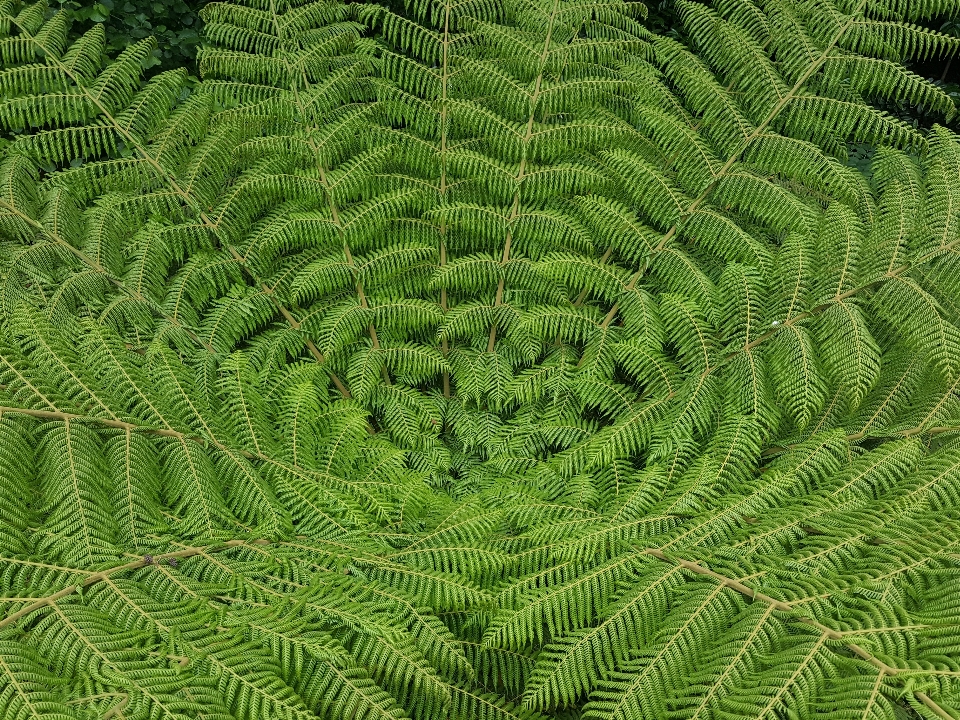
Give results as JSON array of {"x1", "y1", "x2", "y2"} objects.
[{"x1": 1, "y1": 0, "x2": 960, "y2": 717}]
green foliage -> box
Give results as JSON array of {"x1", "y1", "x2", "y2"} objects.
[
  {"x1": 1, "y1": 0, "x2": 960, "y2": 719},
  {"x1": 54, "y1": 0, "x2": 206, "y2": 72}
]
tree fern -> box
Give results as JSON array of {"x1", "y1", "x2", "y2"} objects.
[{"x1": 2, "y1": 0, "x2": 960, "y2": 718}]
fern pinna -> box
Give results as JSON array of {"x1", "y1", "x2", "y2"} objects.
[{"x1": 1, "y1": 0, "x2": 960, "y2": 717}]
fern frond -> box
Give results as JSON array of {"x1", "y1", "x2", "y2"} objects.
[{"x1": 3, "y1": 0, "x2": 960, "y2": 717}]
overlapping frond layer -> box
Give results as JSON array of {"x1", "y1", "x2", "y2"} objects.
[{"x1": 1, "y1": 0, "x2": 960, "y2": 717}]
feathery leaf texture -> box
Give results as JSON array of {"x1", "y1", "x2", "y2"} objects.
[{"x1": 1, "y1": 0, "x2": 960, "y2": 718}]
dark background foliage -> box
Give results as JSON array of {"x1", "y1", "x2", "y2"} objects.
[{"x1": 55, "y1": 0, "x2": 206, "y2": 71}]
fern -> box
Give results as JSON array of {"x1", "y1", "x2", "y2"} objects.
[{"x1": 1, "y1": 0, "x2": 960, "y2": 718}]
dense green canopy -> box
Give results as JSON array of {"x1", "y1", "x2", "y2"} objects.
[{"x1": 2, "y1": 0, "x2": 960, "y2": 718}]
